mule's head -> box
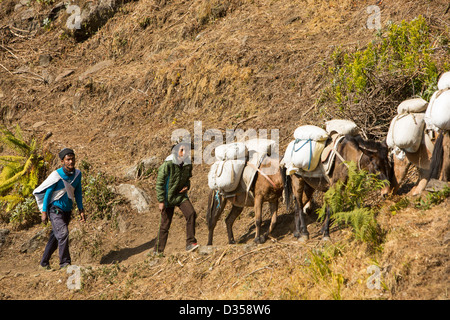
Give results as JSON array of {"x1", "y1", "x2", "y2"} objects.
[{"x1": 357, "y1": 139, "x2": 393, "y2": 197}]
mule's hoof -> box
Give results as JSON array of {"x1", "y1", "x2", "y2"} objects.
[{"x1": 254, "y1": 235, "x2": 265, "y2": 244}]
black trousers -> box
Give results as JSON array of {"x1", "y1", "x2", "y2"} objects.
[
  {"x1": 40, "y1": 206, "x2": 72, "y2": 268},
  {"x1": 155, "y1": 200, "x2": 197, "y2": 253}
]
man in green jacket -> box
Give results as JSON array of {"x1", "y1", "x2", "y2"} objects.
[{"x1": 154, "y1": 142, "x2": 198, "y2": 254}]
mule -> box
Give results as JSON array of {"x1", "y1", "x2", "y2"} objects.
[
  {"x1": 283, "y1": 134, "x2": 393, "y2": 241},
  {"x1": 390, "y1": 129, "x2": 443, "y2": 195},
  {"x1": 206, "y1": 156, "x2": 284, "y2": 245}
]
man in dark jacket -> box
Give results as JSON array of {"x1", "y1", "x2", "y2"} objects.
[{"x1": 154, "y1": 142, "x2": 198, "y2": 254}]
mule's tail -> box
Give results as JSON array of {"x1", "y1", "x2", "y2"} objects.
[
  {"x1": 280, "y1": 166, "x2": 292, "y2": 211},
  {"x1": 429, "y1": 131, "x2": 445, "y2": 180}
]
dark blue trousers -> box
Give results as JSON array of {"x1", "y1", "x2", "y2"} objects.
[{"x1": 40, "y1": 206, "x2": 72, "y2": 268}]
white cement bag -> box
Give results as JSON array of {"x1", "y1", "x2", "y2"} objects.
[
  {"x1": 208, "y1": 160, "x2": 246, "y2": 193},
  {"x1": 437, "y1": 71, "x2": 450, "y2": 90},
  {"x1": 325, "y1": 119, "x2": 359, "y2": 136},
  {"x1": 215, "y1": 142, "x2": 247, "y2": 161},
  {"x1": 425, "y1": 89, "x2": 450, "y2": 130},
  {"x1": 397, "y1": 98, "x2": 428, "y2": 114},
  {"x1": 386, "y1": 113, "x2": 425, "y2": 153},
  {"x1": 244, "y1": 139, "x2": 276, "y2": 156},
  {"x1": 293, "y1": 125, "x2": 328, "y2": 141},
  {"x1": 283, "y1": 139, "x2": 326, "y2": 172}
]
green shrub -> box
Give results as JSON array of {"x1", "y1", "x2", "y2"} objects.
[
  {"x1": 415, "y1": 186, "x2": 450, "y2": 210},
  {"x1": 79, "y1": 160, "x2": 117, "y2": 220},
  {"x1": 317, "y1": 162, "x2": 388, "y2": 250},
  {"x1": 322, "y1": 16, "x2": 449, "y2": 139}
]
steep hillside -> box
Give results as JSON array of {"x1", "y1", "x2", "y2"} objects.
[{"x1": 0, "y1": 0, "x2": 449, "y2": 301}]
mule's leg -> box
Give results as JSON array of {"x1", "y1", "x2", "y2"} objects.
[
  {"x1": 225, "y1": 206, "x2": 244, "y2": 244},
  {"x1": 411, "y1": 168, "x2": 430, "y2": 196},
  {"x1": 254, "y1": 196, "x2": 265, "y2": 244},
  {"x1": 291, "y1": 176, "x2": 308, "y2": 239},
  {"x1": 207, "y1": 198, "x2": 227, "y2": 246},
  {"x1": 266, "y1": 201, "x2": 278, "y2": 239},
  {"x1": 297, "y1": 182, "x2": 311, "y2": 242}
]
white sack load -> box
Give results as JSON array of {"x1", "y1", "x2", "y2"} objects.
[
  {"x1": 245, "y1": 138, "x2": 276, "y2": 156},
  {"x1": 283, "y1": 139, "x2": 326, "y2": 172},
  {"x1": 386, "y1": 113, "x2": 425, "y2": 153},
  {"x1": 425, "y1": 89, "x2": 450, "y2": 130},
  {"x1": 293, "y1": 125, "x2": 329, "y2": 141},
  {"x1": 397, "y1": 98, "x2": 428, "y2": 114},
  {"x1": 208, "y1": 160, "x2": 246, "y2": 193},
  {"x1": 325, "y1": 119, "x2": 359, "y2": 136},
  {"x1": 215, "y1": 142, "x2": 247, "y2": 161},
  {"x1": 437, "y1": 71, "x2": 450, "y2": 90}
]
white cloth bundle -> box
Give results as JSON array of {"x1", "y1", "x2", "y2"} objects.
[
  {"x1": 325, "y1": 119, "x2": 359, "y2": 136},
  {"x1": 208, "y1": 160, "x2": 246, "y2": 193},
  {"x1": 386, "y1": 113, "x2": 425, "y2": 153},
  {"x1": 215, "y1": 142, "x2": 247, "y2": 161},
  {"x1": 425, "y1": 89, "x2": 450, "y2": 130},
  {"x1": 397, "y1": 98, "x2": 428, "y2": 114}
]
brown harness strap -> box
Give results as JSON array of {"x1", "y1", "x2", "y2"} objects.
[{"x1": 246, "y1": 162, "x2": 278, "y2": 189}]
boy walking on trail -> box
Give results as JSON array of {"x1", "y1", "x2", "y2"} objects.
[
  {"x1": 33, "y1": 148, "x2": 86, "y2": 269},
  {"x1": 154, "y1": 142, "x2": 199, "y2": 254}
]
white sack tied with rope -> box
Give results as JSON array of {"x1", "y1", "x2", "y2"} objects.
[
  {"x1": 425, "y1": 89, "x2": 450, "y2": 131},
  {"x1": 386, "y1": 113, "x2": 425, "y2": 153},
  {"x1": 208, "y1": 159, "x2": 246, "y2": 193},
  {"x1": 283, "y1": 125, "x2": 328, "y2": 173}
]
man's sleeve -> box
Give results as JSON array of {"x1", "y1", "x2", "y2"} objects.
[
  {"x1": 74, "y1": 172, "x2": 83, "y2": 211},
  {"x1": 155, "y1": 162, "x2": 168, "y2": 203}
]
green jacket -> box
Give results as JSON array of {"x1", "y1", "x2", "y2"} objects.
[{"x1": 156, "y1": 155, "x2": 192, "y2": 207}]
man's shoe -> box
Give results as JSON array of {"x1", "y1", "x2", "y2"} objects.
[
  {"x1": 186, "y1": 243, "x2": 199, "y2": 252},
  {"x1": 59, "y1": 263, "x2": 71, "y2": 270},
  {"x1": 39, "y1": 264, "x2": 53, "y2": 271}
]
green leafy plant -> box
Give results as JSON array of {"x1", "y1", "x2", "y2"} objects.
[
  {"x1": 0, "y1": 125, "x2": 51, "y2": 219},
  {"x1": 9, "y1": 197, "x2": 39, "y2": 227},
  {"x1": 317, "y1": 162, "x2": 388, "y2": 250},
  {"x1": 414, "y1": 186, "x2": 450, "y2": 210},
  {"x1": 322, "y1": 16, "x2": 448, "y2": 138},
  {"x1": 303, "y1": 246, "x2": 345, "y2": 300},
  {"x1": 79, "y1": 160, "x2": 117, "y2": 220}
]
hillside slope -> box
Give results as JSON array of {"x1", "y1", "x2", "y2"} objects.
[{"x1": 0, "y1": 0, "x2": 449, "y2": 300}]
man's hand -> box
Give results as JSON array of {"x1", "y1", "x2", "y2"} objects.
[
  {"x1": 179, "y1": 186, "x2": 188, "y2": 193},
  {"x1": 159, "y1": 202, "x2": 165, "y2": 212},
  {"x1": 41, "y1": 212, "x2": 48, "y2": 224},
  {"x1": 79, "y1": 210, "x2": 86, "y2": 222}
]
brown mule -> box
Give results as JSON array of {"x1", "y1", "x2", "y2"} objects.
[
  {"x1": 390, "y1": 129, "x2": 450, "y2": 195},
  {"x1": 283, "y1": 134, "x2": 393, "y2": 241},
  {"x1": 390, "y1": 130, "x2": 434, "y2": 195},
  {"x1": 206, "y1": 156, "x2": 284, "y2": 245}
]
